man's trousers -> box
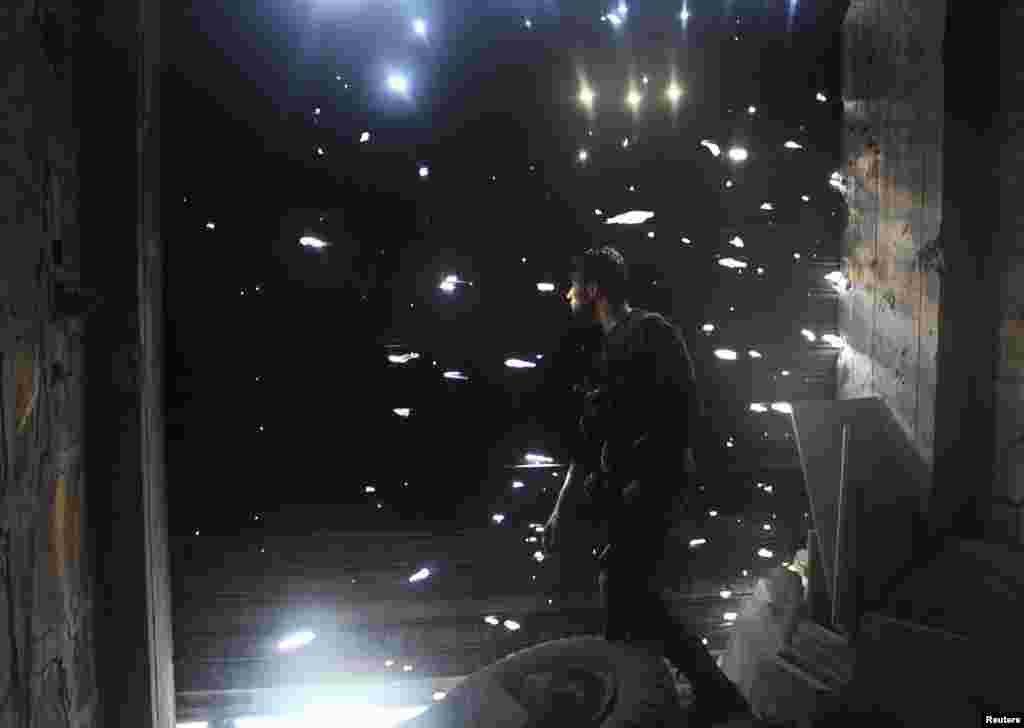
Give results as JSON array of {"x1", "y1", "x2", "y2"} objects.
[{"x1": 596, "y1": 482, "x2": 749, "y2": 717}]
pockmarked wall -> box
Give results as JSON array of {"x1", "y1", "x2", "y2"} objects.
[
  {"x1": 1, "y1": 2, "x2": 101, "y2": 725},
  {"x1": 837, "y1": 0, "x2": 945, "y2": 465}
]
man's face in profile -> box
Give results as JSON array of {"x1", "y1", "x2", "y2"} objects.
[{"x1": 566, "y1": 276, "x2": 595, "y2": 323}]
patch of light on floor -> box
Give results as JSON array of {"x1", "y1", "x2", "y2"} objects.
[{"x1": 229, "y1": 704, "x2": 430, "y2": 728}]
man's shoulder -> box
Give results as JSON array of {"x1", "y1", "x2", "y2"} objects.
[{"x1": 632, "y1": 310, "x2": 683, "y2": 343}]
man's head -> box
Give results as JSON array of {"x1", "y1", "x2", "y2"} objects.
[{"x1": 566, "y1": 246, "x2": 630, "y2": 326}]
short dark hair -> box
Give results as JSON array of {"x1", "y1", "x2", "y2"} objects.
[{"x1": 570, "y1": 246, "x2": 630, "y2": 306}]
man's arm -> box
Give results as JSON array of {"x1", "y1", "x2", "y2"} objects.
[{"x1": 553, "y1": 461, "x2": 585, "y2": 514}]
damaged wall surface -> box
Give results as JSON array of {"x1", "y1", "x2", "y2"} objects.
[
  {"x1": 837, "y1": 0, "x2": 945, "y2": 470},
  {"x1": 839, "y1": 0, "x2": 1023, "y2": 545},
  {"x1": 2, "y1": 0, "x2": 174, "y2": 726},
  {"x1": 1, "y1": 2, "x2": 100, "y2": 725}
]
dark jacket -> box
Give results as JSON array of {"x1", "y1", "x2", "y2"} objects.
[{"x1": 581, "y1": 308, "x2": 702, "y2": 500}]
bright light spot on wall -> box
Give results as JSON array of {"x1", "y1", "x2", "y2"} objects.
[
  {"x1": 758, "y1": 548, "x2": 774, "y2": 559},
  {"x1": 504, "y1": 619, "x2": 521, "y2": 631},
  {"x1": 360, "y1": 131, "x2": 371, "y2": 143},
  {"x1": 505, "y1": 358, "x2": 537, "y2": 369},
  {"x1": 720, "y1": 590, "x2": 733, "y2": 599},
  {"x1": 412, "y1": 18, "x2": 427, "y2": 36},
  {"x1": 729, "y1": 236, "x2": 744, "y2": 248},
  {"x1": 714, "y1": 349, "x2": 738, "y2": 361},
  {"x1": 492, "y1": 513, "x2": 506, "y2": 524},
  {"x1": 387, "y1": 73, "x2": 410, "y2": 95},
  {"x1": 484, "y1": 616, "x2": 500, "y2": 625},
  {"x1": 388, "y1": 352, "x2": 420, "y2": 365},
  {"x1": 277, "y1": 631, "x2": 316, "y2": 652},
  {"x1": 700, "y1": 140, "x2": 721, "y2": 157},
  {"x1": 525, "y1": 456, "x2": 554, "y2": 470},
  {"x1": 605, "y1": 210, "x2": 654, "y2": 225},
  {"x1": 299, "y1": 235, "x2": 329, "y2": 250},
  {"x1": 689, "y1": 538, "x2": 707, "y2": 548},
  {"x1": 718, "y1": 258, "x2": 747, "y2": 269},
  {"x1": 785, "y1": 141, "x2": 804, "y2": 150},
  {"x1": 409, "y1": 568, "x2": 431, "y2": 582},
  {"x1": 727, "y1": 146, "x2": 748, "y2": 162}
]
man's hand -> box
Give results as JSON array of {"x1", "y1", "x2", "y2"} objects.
[{"x1": 542, "y1": 509, "x2": 561, "y2": 555}]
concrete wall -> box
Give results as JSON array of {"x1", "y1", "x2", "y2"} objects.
[
  {"x1": 837, "y1": 0, "x2": 945, "y2": 465},
  {"x1": 2, "y1": 1, "x2": 174, "y2": 726},
  {"x1": 839, "y1": 0, "x2": 1023, "y2": 545},
  {"x1": 990, "y1": 4, "x2": 1024, "y2": 544},
  {"x1": 1, "y1": 2, "x2": 101, "y2": 725}
]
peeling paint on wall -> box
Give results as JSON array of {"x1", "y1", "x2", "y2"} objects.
[
  {"x1": 840, "y1": 0, "x2": 946, "y2": 472},
  {"x1": 1005, "y1": 321, "x2": 1024, "y2": 370},
  {"x1": 14, "y1": 348, "x2": 38, "y2": 433},
  {"x1": 1, "y1": 3, "x2": 100, "y2": 726}
]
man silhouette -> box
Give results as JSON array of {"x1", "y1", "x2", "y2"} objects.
[{"x1": 543, "y1": 246, "x2": 752, "y2": 727}]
